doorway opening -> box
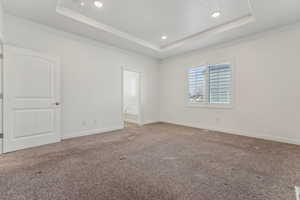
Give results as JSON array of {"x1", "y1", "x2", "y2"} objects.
[{"x1": 123, "y1": 70, "x2": 141, "y2": 126}]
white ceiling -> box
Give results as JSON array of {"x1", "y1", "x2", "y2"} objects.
[
  {"x1": 3, "y1": 0, "x2": 300, "y2": 59},
  {"x1": 58, "y1": 0, "x2": 252, "y2": 48}
]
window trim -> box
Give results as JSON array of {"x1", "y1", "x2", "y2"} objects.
[{"x1": 186, "y1": 60, "x2": 235, "y2": 109}]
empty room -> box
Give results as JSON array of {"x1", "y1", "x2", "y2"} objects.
[{"x1": 0, "y1": 0, "x2": 300, "y2": 199}]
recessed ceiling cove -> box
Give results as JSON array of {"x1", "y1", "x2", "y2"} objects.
[{"x1": 56, "y1": 0, "x2": 255, "y2": 52}]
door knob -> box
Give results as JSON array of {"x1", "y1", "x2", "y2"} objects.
[{"x1": 54, "y1": 102, "x2": 60, "y2": 106}]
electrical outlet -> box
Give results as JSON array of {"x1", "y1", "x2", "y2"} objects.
[
  {"x1": 82, "y1": 121, "x2": 87, "y2": 127},
  {"x1": 295, "y1": 186, "x2": 300, "y2": 200}
]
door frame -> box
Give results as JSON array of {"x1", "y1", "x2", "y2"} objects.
[
  {"x1": 3, "y1": 45, "x2": 61, "y2": 153},
  {"x1": 121, "y1": 68, "x2": 142, "y2": 126}
]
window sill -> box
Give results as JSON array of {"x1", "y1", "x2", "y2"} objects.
[{"x1": 187, "y1": 103, "x2": 233, "y2": 109}]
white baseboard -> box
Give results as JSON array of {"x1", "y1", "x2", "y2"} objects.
[
  {"x1": 141, "y1": 120, "x2": 160, "y2": 125},
  {"x1": 161, "y1": 120, "x2": 300, "y2": 146},
  {"x1": 124, "y1": 119, "x2": 140, "y2": 124},
  {"x1": 125, "y1": 120, "x2": 160, "y2": 126},
  {"x1": 62, "y1": 125, "x2": 124, "y2": 140}
]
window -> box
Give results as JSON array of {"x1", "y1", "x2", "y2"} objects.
[
  {"x1": 188, "y1": 63, "x2": 232, "y2": 106},
  {"x1": 188, "y1": 66, "x2": 207, "y2": 103}
]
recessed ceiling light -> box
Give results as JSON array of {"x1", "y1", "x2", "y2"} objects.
[
  {"x1": 94, "y1": 1, "x2": 103, "y2": 8},
  {"x1": 161, "y1": 35, "x2": 168, "y2": 40},
  {"x1": 211, "y1": 11, "x2": 221, "y2": 18},
  {"x1": 80, "y1": 2, "x2": 85, "y2": 6}
]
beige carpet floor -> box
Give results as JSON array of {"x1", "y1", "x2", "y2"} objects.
[{"x1": 0, "y1": 122, "x2": 300, "y2": 200}]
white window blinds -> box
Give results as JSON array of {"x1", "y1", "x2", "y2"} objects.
[
  {"x1": 188, "y1": 66, "x2": 207, "y2": 103},
  {"x1": 188, "y1": 64, "x2": 232, "y2": 105},
  {"x1": 208, "y1": 64, "x2": 232, "y2": 104}
]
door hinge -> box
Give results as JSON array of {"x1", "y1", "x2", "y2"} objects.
[
  {"x1": 0, "y1": 54, "x2": 3, "y2": 59},
  {"x1": 0, "y1": 93, "x2": 3, "y2": 99}
]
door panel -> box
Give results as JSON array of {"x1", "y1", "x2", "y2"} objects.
[
  {"x1": 15, "y1": 55, "x2": 53, "y2": 98},
  {"x1": 14, "y1": 109, "x2": 54, "y2": 138},
  {"x1": 3, "y1": 45, "x2": 61, "y2": 153}
]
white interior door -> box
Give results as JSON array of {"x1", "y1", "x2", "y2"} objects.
[
  {"x1": 123, "y1": 70, "x2": 141, "y2": 124},
  {"x1": 3, "y1": 45, "x2": 61, "y2": 153}
]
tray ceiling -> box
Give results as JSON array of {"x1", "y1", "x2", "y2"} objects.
[
  {"x1": 3, "y1": 0, "x2": 300, "y2": 58},
  {"x1": 56, "y1": 0, "x2": 254, "y2": 51}
]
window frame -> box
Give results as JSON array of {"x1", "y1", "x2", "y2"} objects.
[{"x1": 186, "y1": 60, "x2": 235, "y2": 109}]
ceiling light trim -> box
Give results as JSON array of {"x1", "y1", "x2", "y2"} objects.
[
  {"x1": 56, "y1": 0, "x2": 255, "y2": 53},
  {"x1": 56, "y1": 3, "x2": 161, "y2": 51},
  {"x1": 161, "y1": 14, "x2": 256, "y2": 50}
]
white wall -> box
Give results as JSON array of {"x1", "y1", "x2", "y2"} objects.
[
  {"x1": 0, "y1": 0, "x2": 4, "y2": 154},
  {"x1": 0, "y1": 0, "x2": 4, "y2": 42},
  {"x1": 160, "y1": 23, "x2": 300, "y2": 145},
  {"x1": 4, "y1": 14, "x2": 159, "y2": 139}
]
